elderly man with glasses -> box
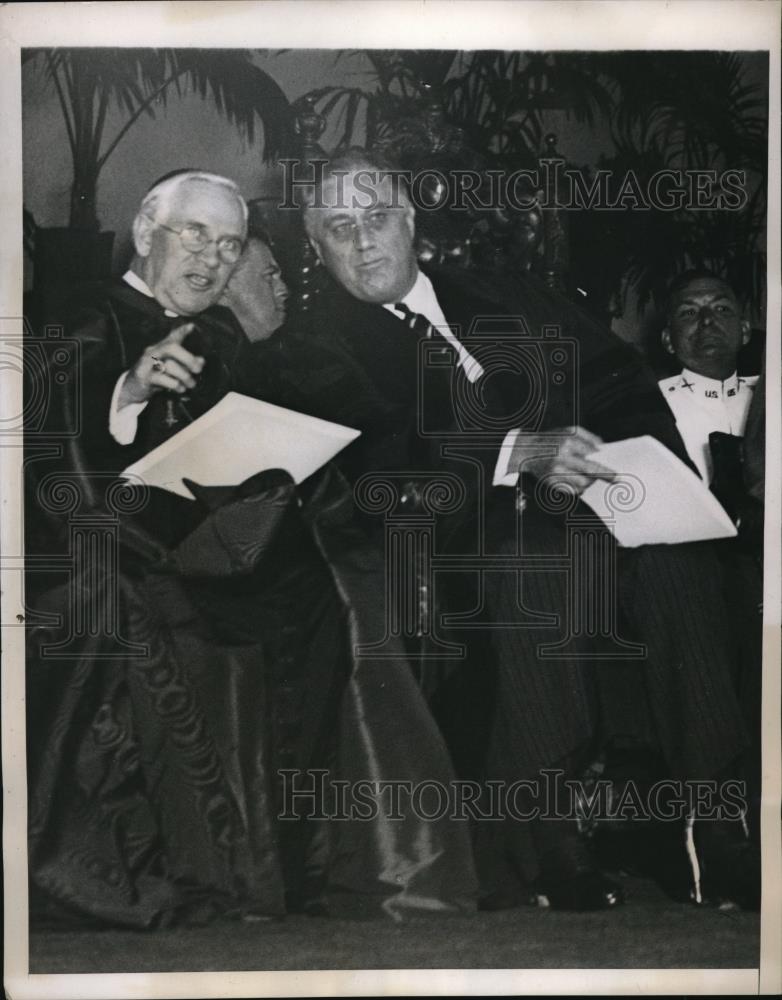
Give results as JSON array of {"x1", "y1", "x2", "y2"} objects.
[
  {"x1": 26, "y1": 169, "x2": 477, "y2": 930},
  {"x1": 80, "y1": 169, "x2": 250, "y2": 469}
]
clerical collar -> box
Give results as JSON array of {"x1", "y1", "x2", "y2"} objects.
[
  {"x1": 122, "y1": 270, "x2": 178, "y2": 317},
  {"x1": 678, "y1": 367, "x2": 741, "y2": 399}
]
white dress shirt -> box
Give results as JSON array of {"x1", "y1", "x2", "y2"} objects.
[
  {"x1": 384, "y1": 272, "x2": 518, "y2": 486},
  {"x1": 109, "y1": 271, "x2": 179, "y2": 445},
  {"x1": 384, "y1": 271, "x2": 485, "y2": 384},
  {"x1": 658, "y1": 367, "x2": 758, "y2": 483}
]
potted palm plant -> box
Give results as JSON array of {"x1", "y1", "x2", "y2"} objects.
[{"x1": 25, "y1": 47, "x2": 292, "y2": 288}]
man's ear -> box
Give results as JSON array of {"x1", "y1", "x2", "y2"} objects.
[
  {"x1": 308, "y1": 235, "x2": 324, "y2": 265},
  {"x1": 404, "y1": 201, "x2": 416, "y2": 240},
  {"x1": 302, "y1": 215, "x2": 322, "y2": 263},
  {"x1": 740, "y1": 319, "x2": 751, "y2": 346},
  {"x1": 132, "y1": 213, "x2": 154, "y2": 258},
  {"x1": 661, "y1": 327, "x2": 676, "y2": 355}
]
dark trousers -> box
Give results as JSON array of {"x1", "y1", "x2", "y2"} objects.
[
  {"x1": 480, "y1": 501, "x2": 750, "y2": 786},
  {"x1": 438, "y1": 499, "x2": 756, "y2": 892}
]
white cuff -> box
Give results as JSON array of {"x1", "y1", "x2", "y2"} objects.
[
  {"x1": 109, "y1": 371, "x2": 148, "y2": 445},
  {"x1": 493, "y1": 427, "x2": 521, "y2": 487}
]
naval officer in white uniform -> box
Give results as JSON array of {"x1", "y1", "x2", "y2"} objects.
[{"x1": 659, "y1": 270, "x2": 757, "y2": 484}]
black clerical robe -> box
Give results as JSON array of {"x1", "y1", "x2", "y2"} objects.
[
  {"x1": 53, "y1": 281, "x2": 253, "y2": 474},
  {"x1": 25, "y1": 279, "x2": 479, "y2": 927}
]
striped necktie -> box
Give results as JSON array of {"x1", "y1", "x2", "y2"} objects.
[
  {"x1": 394, "y1": 302, "x2": 434, "y2": 339},
  {"x1": 394, "y1": 301, "x2": 485, "y2": 383}
]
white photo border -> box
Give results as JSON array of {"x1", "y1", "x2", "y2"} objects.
[{"x1": 2, "y1": 2, "x2": 780, "y2": 997}]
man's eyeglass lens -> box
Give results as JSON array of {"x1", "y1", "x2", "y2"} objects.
[
  {"x1": 157, "y1": 220, "x2": 243, "y2": 264},
  {"x1": 331, "y1": 213, "x2": 391, "y2": 243}
]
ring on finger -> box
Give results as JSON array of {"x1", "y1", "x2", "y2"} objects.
[{"x1": 151, "y1": 358, "x2": 166, "y2": 374}]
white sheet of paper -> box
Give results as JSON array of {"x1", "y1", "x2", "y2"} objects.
[
  {"x1": 121, "y1": 392, "x2": 361, "y2": 500},
  {"x1": 580, "y1": 436, "x2": 738, "y2": 547}
]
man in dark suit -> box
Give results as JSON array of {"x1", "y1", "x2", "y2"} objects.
[{"x1": 285, "y1": 149, "x2": 759, "y2": 912}]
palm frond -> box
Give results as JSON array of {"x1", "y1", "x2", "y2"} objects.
[{"x1": 28, "y1": 47, "x2": 294, "y2": 227}]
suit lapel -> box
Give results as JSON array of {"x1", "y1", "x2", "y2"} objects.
[
  {"x1": 425, "y1": 268, "x2": 506, "y2": 339},
  {"x1": 320, "y1": 288, "x2": 421, "y2": 408}
]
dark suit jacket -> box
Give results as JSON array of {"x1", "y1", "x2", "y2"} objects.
[{"x1": 247, "y1": 266, "x2": 692, "y2": 499}]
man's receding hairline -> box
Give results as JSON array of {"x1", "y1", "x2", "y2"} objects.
[
  {"x1": 228, "y1": 237, "x2": 281, "y2": 284},
  {"x1": 304, "y1": 148, "x2": 410, "y2": 215},
  {"x1": 671, "y1": 280, "x2": 737, "y2": 306},
  {"x1": 139, "y1": 170, "x2": 248, "y2": 230},
  {"x1": 168, "y1": 178, "x2": 244, "y2": 218},
  {"x1": 675, "y1": 288, "x2": 736, "y2": 303},
  {"x1": 236, "y1": 235, "x2": 274, "y2": 263},
  {"x1": 665, "y1": 270, "x2": 738, "y2": 317}
]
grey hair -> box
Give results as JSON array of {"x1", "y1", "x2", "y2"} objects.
[
  {"x1": 302, "y1": 147, "x2": 411, "y2": 240},
  {"x1": 138, "y1": 170, "x2": 249, "y2": 229}
]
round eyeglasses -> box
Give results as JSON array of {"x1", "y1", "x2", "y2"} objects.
[
  {"x1": 325, "y1": 210, "x2": 396, "y2": 244},
  {"x1": 152, "y1": 219, "x2": 245, "y2": 264}
]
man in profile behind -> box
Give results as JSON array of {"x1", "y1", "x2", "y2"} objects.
[{"x1": 220, "y1": 229, "x2": 290, "y2": 342}]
